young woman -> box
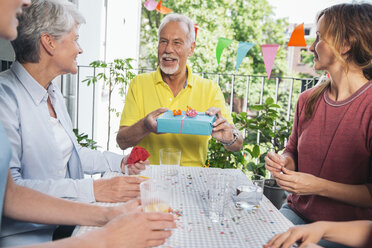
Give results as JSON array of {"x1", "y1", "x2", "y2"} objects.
[{"x1": 265, "y1": 1, "x2": 372, "y2": 228}]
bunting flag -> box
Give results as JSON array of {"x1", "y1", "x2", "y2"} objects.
[
  {"x1": 216, "y1": 38, "x2": 234, "y2": 66},
  {"x1": 144, "y1": 0, "x2": 158, "y2": 11},
  {"x1": 141, "y1": 3, "x2": 308, "y2": 77},
  {"x1": 156, "y1": 0, "x2": 173, "y2": 14},
  {"x1": 194, "y1": 24, "x2": 198, "y2": 41},
  {"x1": 287, "y1": 23, "x2": 307, "y2": 47},
  {"x1": 236, "y1": 42, "x2": 255, "y2": 71},
  {"x1": 261, "y1": 44, "x2": 279, "y2": 79}
]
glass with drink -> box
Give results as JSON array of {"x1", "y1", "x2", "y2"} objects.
[
  {"x1": 140, "y1": 179, "x2": 171, "y2": 213},
  {"x1": 235, "y1": 174, "x2": 265, "y2": 211}
]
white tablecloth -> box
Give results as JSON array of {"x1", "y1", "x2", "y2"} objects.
[{"x1": 73, "y1": 166, "x2": 294, "y2": 247}]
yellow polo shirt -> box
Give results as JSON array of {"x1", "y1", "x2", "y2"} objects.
[{"x1": 120, "y1": 65, "x2": 232, "y2": 167}]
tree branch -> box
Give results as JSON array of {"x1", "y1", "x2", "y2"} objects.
[{"x1": 145, "y1": 10, "x2": 154, "y2": 29}]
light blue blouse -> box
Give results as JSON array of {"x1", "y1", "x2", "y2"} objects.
[
  {"x1": 0, "y1": 123, "x2": 11, "y2": 232},
  {"x1": 0, "y1": 61, "x2": 123, "y2": 245}
]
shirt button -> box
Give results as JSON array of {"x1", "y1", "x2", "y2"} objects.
[{"x1": 169, "y1": 98, "x2": 172, "y2": 101}]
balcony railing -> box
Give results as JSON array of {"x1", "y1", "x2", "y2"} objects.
[{"x1": 0, "y1": 60, "x2": 318, "y2": 152}]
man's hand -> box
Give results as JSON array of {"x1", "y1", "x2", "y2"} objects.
[
  {"x1": 93, "y1": 176, "x2": 145, "y2": 202},
  {"x1": 99, "y1": 211, "x2": 176, "y2": 248},
  {"x1": 206, "y1": 107, "x2": 242, "y2": 151},
  {"x1": 117, "y1": 108, "x2": 167, "y2": 150},
  {"x1": 143, "y1": 107, "x2": 168, "y2": 133},
  {"x1": 206, "y1": 107, "x2": 234, "y2": 143}
]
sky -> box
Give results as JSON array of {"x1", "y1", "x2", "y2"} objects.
[{"x1": 267, "y1": 0, "x2": 371, "y2": 24}]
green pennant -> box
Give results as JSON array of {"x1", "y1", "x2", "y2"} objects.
[{"x1": 216, "y1": 37, "x2": 234, "y2": 66}]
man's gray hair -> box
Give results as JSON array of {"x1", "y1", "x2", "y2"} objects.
[
  {"x1": 158, "y1": 13, "x2": 195, "y2": 45},
  {"x1": 11, "y1": 0, "x2": 85, "y2": 63}
]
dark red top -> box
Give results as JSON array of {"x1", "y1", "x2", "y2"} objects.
[{"x1": 285, "y1": 80, "x2": 372, "y2": 222}]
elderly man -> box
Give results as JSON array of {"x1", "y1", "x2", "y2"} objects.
[
  {"x1": 117, "y1": 13, "x2": 243, "y2": 166},
  {"x1": 0, "y1": 0, "x2": 174, "y2": 247}
]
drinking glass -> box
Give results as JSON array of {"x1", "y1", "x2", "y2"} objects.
[
  {"x1": 140, "y1": 179, "x2": 171, "y2": 213},
  {"x1": 235, "y1": 174, "x2": 265, "y2": 211},
  {"x1": 207, "y1": 172, "x2": 231, "y2": 222},
  {"x1": 159, "y1": 148, "x2": 181, "y2": 176}
]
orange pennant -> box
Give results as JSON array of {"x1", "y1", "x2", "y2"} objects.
[
  {"x1": 287, "y1": 23, "x2": 307, "y2": 47},
  {"x1": 156, "y1": 0, "x2": 173, "y2": 14}
]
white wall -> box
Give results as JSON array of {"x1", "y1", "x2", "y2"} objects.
[
  {"x1": 73, "y1": 0, "x2": 105, "y2": 145},
  {"x1": 105, "y1": 0, "x2": 142, "y2": 65},
  {"x1": 77, "y1": 0, "x2": 142, "y2": 153}
]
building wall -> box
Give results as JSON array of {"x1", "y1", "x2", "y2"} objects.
[{"x1": 286, "y1": 23, "x2": 318, "y2": 77}]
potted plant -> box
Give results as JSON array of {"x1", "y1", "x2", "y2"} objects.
[
  {"x1": 232, "y1": 97, "x2": 292, "y2": 209},
  {"x1": 205, "y1": 136, "x2": 246, "y2": 171}
]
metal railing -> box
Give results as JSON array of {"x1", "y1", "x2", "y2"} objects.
[
  {"x1": 0, "y1": 60, "x2": 318, "y2": 150},
  {"x1": 62, "y1": 66, "x2": 317, "y2": 148}
]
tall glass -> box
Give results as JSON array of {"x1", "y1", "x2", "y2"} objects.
[
  {"x1": 159, "y1": 148, "x2": 181, "y2": 176},
  {"x1": 207, "y1": 172, "x2": 231, "y2": 222}
]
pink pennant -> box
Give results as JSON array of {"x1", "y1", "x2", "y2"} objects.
[
  {"x1": 144, "y1": 0, "x2": 158, "y2": 11},
  {"x1": 261, "y1": 44, "x2": 279, "y2": 79}
]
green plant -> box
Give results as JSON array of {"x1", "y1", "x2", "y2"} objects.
[
  {"x1": 73, "y1": 129, "x2": 99, "y2": 150},
  {"x1": 206, "y1": 96, "x2": 292, "y2": 177},
  {"x1": 83, "y1": 58, "x2": 136, "y2": 150},
  {"x1": 205, "y1": 137, "x2": 246, "y2": 171},
  {"x1": 234, "y1": 97, "x2": 292, "y2": 177}
]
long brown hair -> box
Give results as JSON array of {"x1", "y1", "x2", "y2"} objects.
[{"x1": 305, "y1": 3, "x2": 372, "y2": 119}]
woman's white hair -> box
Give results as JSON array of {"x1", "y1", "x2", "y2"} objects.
[
  {"x1": 158, "y1": 13, "x2": 195, "y2": 45},
  {"x1": 11, "y1": 0, "x2": 85, "y2": 63}
]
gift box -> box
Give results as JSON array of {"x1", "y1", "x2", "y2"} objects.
[{"x1": 157, "y1": 111, "x2": 216, "y2": 135}]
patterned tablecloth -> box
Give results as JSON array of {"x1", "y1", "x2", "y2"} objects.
[{"x1": 73, "y1": 166, "x2": 294, "y2": 247}]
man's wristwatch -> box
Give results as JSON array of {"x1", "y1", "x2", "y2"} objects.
[{"x1": 219, "y1": 129, "x2": 239, "y2": 146}]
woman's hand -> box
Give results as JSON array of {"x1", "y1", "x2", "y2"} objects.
[
  {"x1": 121, "y1": 158, "x2": 149, "y2": 175},
  {"x1": 93, "y1": 176, "x2": 145, "y2": 202},
  {"x1": 98, "y1": 199, "x2": 141, "y2": 225},
  {"x1": 265, "y1": 152, "x2": 292, "y2": 173},
  {"x1": 264, "y1": 223, "x2": 326, "y2": 248},
  {"x1": 272, "y1": 167, "x2": 323, "y2": 195},
  {"x1": 97, "y1": 211, "x2": 176, "y2": 248}
]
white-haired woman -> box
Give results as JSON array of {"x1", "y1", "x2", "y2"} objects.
[{"x1": 0, "y1": 0, "x2": 148, "y2": 245}]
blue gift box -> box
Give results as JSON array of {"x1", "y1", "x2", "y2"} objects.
[{"x1": 157, "y1": 111, "x2": 216, "y2": 135}]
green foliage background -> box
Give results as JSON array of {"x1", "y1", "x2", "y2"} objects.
[
  {"x1": 139, "y1": 0, "x2": 290, "y2": 99},
  {"x1": 138, "y1": 0, "x2": 313, "y2": 174}
]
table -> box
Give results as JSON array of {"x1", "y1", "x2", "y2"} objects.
[{"x1": 73, "y1": 166, "x2": 294, "y2": 247}]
